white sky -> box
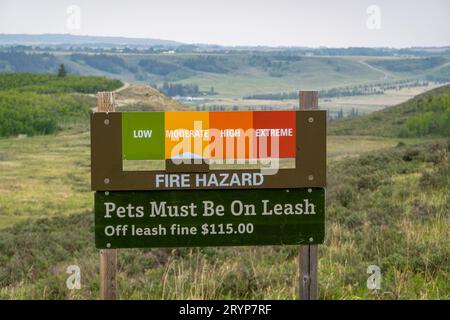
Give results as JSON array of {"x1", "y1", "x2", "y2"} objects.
[{"x1": 0, "y1": 0, "x2": 449, "y2": 47}]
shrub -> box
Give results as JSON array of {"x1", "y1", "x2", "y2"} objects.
[{"x1": 0, "y1": 73, "x2": 122, "y2": 136}]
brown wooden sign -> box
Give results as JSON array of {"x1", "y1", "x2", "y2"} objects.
[{"x1": 91, "y1": 110, "x2": 326, "y2": 191}]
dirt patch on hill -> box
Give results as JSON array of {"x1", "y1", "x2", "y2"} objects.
[{"x1": 115, "y1": 83, "x2": 187, "y2": 111}]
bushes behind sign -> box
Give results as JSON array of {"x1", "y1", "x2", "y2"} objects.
[{"x1": 0, "y1": 73, "x2": 123, "y2": 137}]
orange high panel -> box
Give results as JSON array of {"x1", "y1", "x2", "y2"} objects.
[{"x1": 209, "y1": 111, "x2": 254, "y2": 160}]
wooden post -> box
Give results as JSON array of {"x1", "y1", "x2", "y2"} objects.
[
  {"x1": 99, "y1": 249, "x2": 117, "y2": 300},
  {"x1": 299, "y1": 91, "x2": 319, "y2": 110},
  {"x1": 97, "y1": 92, "x2": 117, "y2": 300},
  {"x1": 299, "y1": 90, "x2": 319, "y2": 300},
  {"x1": 299, "y1": 244, "x2": 318, "y2": 299}
]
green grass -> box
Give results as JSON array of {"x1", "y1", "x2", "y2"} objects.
[
  {"x1": 324, "y1": 140, "x2": 449, "y2": 299},
  {"x1": 0, "y1": 123, "x2": 448, "y2": 299},
  {"x1": 0, "y1": 74, "x2": 448, "y2": 299},
  {"x1": 326, "y1": 135, "x2": 436, "y2": 162},
  {"x1": 0, "y1": 127, "x2": 92, "y2": 228},
  {"x1": 0, "y1": 73, "x2": 123, "y2": 137}
]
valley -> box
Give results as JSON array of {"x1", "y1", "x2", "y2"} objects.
[
  {"x1": 2, "y1": 41, "x2": 450, "y2": 117},
  {"x1": 0, "y1": 58, "x2": 448, "y2": 299}
]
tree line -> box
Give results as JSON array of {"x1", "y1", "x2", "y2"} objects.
[
  {"x1": 152, "y1": 82, "x2": 216, "y2": 97},
  {"x1": 0, "y1": 51, "x2": 57, "y2": 73},
  {"x1": 70, "y1": 54, "x2": 133, "y2": 74},
  {"x1": 370, "y1": 57, "x2": 447, "y2": 73},
  {"x1": 243, "y1": 80, "x2": 431, "y2": 100}
]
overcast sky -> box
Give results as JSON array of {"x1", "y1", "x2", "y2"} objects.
[{"x1": 1, "y1": 0, "x2": 449, "y2": 47}]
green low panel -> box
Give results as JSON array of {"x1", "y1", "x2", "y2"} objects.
[
  {"x1": 95, "y1": 188, "x2": 325, "y2": 248},
  {"x1": 122, "y1": 112, "x2": 165, "y2": 160}
]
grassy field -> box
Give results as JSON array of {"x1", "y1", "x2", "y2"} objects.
[
  {"x1": 0, "y1": 74, "x2": 448, "y2": 299},
  {"x1": 0, "y1": 123, "x2": 448, "y2": 299},
  {"x1": 0, "y1": 128, "x2": 398, "y2": 229},
  {"x1": 0, "y1": 126, "x2": 92, "y2": 228}
]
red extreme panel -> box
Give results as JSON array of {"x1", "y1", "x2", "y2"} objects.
[{"x1": 253, "y1": 110, "x2": 296, "y2": 158}]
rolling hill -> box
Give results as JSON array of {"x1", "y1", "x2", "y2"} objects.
[
  {"x1": 0, "y1": 73, "x2": 122, "y2": 136},
  {"x1": 2, "y1": 50, "x2": 450, "y2": 99},
  {"x1": 0, "y1": 73, "x2": 183, "y2": 137},
  {"x1": 329, "y1": 84, "x2": 450, "y2": 137},
  {"x1": 0, "y1": 75, "x2": 448, "y2": 299},
  {"x1": 114, "y1": 83, "x2": 185, "y2": 111}
]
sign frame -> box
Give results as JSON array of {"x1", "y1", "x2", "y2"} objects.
[{"x1": 91, "y1": 110, "x2": 326, "y2": 191}]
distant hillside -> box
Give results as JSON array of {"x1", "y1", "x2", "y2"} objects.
[
  {"x1": 368, "y1": 57, "x2": 448, "y2": 73},
  {"x1": 2, "y1": 47, "x2": 450, "y2": 98},
  {"x1": 329, "y1": 84, "x2": 450, "y2": 137},
  {"x1": 0, "y1": 34, "x2": 182, "y2": 48},
  {"x1": 2, "y1": 33, "x2": 450, "y2": 55}
]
